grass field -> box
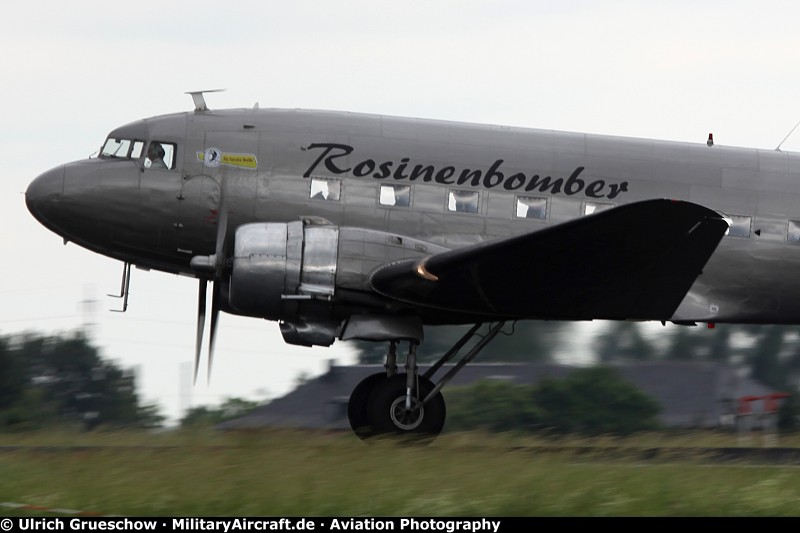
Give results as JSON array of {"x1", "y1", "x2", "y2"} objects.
[{"x1": 1, "y1": 428, "x2": 800, "y2": 517}]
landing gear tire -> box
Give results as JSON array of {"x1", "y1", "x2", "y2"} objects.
[
  {"x1": 367, "y1": 374, "x2": 446, "y2": 440},
  {"x1": 347, "y1": 373, "x2": 387, "y2": 440}
]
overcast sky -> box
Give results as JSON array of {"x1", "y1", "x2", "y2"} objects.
[{"x1": 3, "y1": 0, "x2": 800, "y2": 424}]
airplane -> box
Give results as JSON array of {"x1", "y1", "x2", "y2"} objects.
[{"x1": 25, "y1": 90, "x2": 800, "y2": 440}]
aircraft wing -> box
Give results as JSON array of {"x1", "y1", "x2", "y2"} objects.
[{"x1": 369, "y1": 199, "x2": 729, "y2": 321}]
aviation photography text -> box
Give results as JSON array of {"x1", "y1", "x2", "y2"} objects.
[{"x1": 6, "y1": 517, "x2": 503, "y2": 533}]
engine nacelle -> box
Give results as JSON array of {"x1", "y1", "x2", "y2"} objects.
[
  {"x1": 228, "y1": 220, "x2": 445, "y2": 347},
  {"x1": 229, "y1": 220, "x2": 335, "y2": 321}
]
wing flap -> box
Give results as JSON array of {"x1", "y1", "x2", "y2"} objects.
[{"x1": 369, "y1": 199, "x2": 728, "y2": 321}]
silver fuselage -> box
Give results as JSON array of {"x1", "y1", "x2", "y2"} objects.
[{"x1": 26, "y1": 108, "x2": 800, "y2": 325}]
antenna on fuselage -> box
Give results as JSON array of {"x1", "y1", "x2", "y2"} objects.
[
  {"x1": 775, "y1": 118, "x2": 800, "y2": 151},
  {"x1": 185, "y1": 89, "x2": 226, "y2": 112}
]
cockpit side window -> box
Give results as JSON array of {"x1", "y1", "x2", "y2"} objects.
[
  {"x1": 145, "y1": 141, "x2": 177, "y2": 170},
  {"x1": 100, "y1": 138, "x2": 145, "y2": 160},
  {"x1": 131, "y1": 141, "x2": 144, "y2": 159}
]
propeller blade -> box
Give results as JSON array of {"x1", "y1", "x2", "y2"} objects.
[
  {"x1": 195, "y1": 279, "x2": 208, "y2": 385},
  {"x1": 214, "y1": 182, "x2": 229, "y2": 276},
  {"x1": 207, "y1": 178, "x2": 228, "y2": 384},
  {"x1": 208, "y1": 281, "x2": 222, "y2": 384},
  {"x1": 190, "y1": 178, "x2": 227, "y2": 385}
]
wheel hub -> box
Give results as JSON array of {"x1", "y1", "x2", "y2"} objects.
[{"x1": 389, "y1": 396, "x2": 424, "y2": 430}]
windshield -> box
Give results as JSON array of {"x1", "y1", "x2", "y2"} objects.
[{"x1": 100, "y1": 138, "x2": 144, "y2": 160}]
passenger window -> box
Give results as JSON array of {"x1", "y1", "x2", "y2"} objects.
[
  {"x1": 584, "y1": 202, "x2": 613, "y2": 215},
  {"x1": 722, "y1": 214, "x2": 751, "y2": 237},
  {"x1": 789, "y1": 220, "x2": 800, "y2": 243},
  {"x1": 448, "y1": 189, "x2": 479, "y2": 213},
  {"x1": 145, "y1": 141, "x2": 176, "y2": 170},
  {"x1": 379, "y1": 185, "x2": 411, "y2": 207},
  {"x1": 310, "y1": 178, "x2": 341, "y2": 201},
  {"x1": 515, "y1": 196, "x2": 547, "y2": 219}
]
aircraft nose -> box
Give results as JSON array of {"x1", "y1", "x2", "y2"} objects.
[{"x1": 26, "y1": 165, "x2": 64, "y2": 227}]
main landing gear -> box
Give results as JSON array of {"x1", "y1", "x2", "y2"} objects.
[{"x1": 347, "y1": 322, "x2": 506, "y2": 441}]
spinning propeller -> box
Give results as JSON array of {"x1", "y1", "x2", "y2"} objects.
[{"x1": 190, "y1": 184, "x2": 229, "y2": 384}]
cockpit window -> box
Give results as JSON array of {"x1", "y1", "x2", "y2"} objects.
[
  {"x1": 100, "y1": 138, "x2": 144, "y2": 159},
  {"x1": 145, "y1": 141, "x2": 176, "y2": 170},
  {"x1": 100, "y1": 137, "x2": 174, "y2": 169},
  {"x1": 131, "y1": 141, "x2": 144, "y2": 159}
]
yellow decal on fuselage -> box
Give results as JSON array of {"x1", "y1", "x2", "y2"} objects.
[{"x1": 197, "y1": 147, "x2": 258, "y2": 169}]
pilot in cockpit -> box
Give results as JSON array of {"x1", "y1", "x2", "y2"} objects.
[{"x1": 146, "y1": 143, "x2": 167, "y2": 169}]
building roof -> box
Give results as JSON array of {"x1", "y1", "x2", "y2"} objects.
[{"x1": 218, "y1": 361, "x2": 776, "y2": 431}]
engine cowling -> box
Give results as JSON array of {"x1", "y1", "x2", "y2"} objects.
[{"x1": 228, "y1": 220, "x2": 446, "y2": 347}]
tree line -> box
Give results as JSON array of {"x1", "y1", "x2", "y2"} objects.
[
  {"x1": 0, "y1": 331, "x2": 163, "y2": 430},
  {"x1": 0, "y1": 330, "x2": 267, "y2": 432},
  {"x1": 355, "y1": 321, "x2": 800, "y2": 392},
  {"x1": 4, "y1": 321, "x2": 800, "y2": 434},
  {"x1": 445, "y1": 366, "x2": 661, "y2": 435}
]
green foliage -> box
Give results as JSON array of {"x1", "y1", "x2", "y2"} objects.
[
  {"x1": 533, "y1": 366, "x2": 661, "y2": 435},
  {"x1": 0, "y1": 330, "x2": 163, "y2": 431},
  {"x1": 0, "y1": 337, "x2": 26, "y2": 412},
  {"x1": 136, "y1": 403, "x2": 167, "y2": 429},
  {"x1": 180, "y1": 397, "x2": 260, "y2": 428},
  {"x1": 445, "y1": 366, "x2": 661, "y2": 436},
  {"x1": 445, "y1": 380, "x2": 543, "y2": 432},
  {"x1": 749, "y1": 326, "x2": 789, "y2": 389},
  {"x1": 778, "y1": 393, "x2": 800, "y2": 432}
]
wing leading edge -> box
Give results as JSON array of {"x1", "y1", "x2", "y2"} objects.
[{"x1": 369, "y1": 199, "x2": 729, "y2": 321}]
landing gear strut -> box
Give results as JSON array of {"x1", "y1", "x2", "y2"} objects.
[{"x1": 347, "y1": 321, "x2": 506, "y2": 441}]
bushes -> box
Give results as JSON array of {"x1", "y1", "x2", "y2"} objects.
[
  {"x1": 445, "y1": 366, "x2": 661, "y2": 436},
  {"x1": 444, "y1": 379, "x2": 544, "y2": 433},
  {"x1": 0, "y1": 331, "x2": 163, "y2": 431}
]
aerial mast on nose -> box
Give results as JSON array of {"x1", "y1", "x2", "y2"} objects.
[{"x1": 185, "y1": 89, "x2": 226, "y2": 112}]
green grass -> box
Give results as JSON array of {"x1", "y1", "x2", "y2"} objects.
[{"x1": 1, "y1": 428, "x2": 800, "y2": 516}]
